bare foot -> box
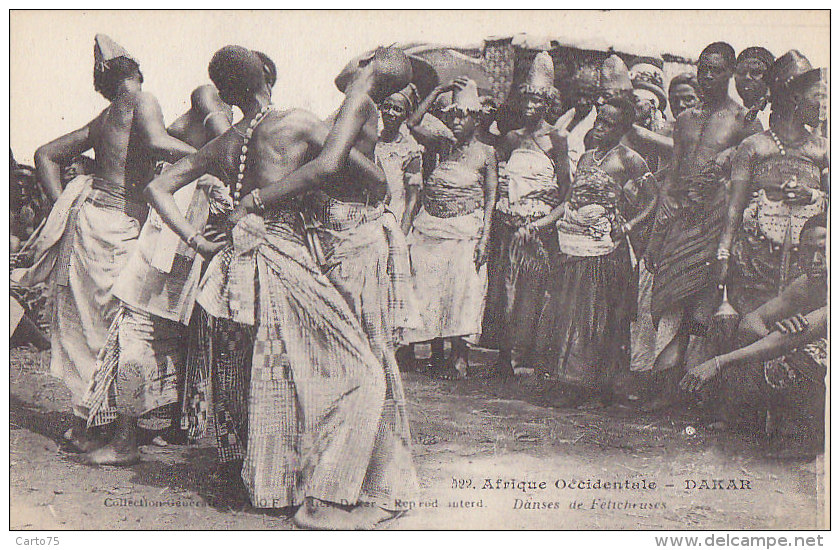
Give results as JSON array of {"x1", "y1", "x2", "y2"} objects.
[
  {"x1": 347, "y1": 504, "x2": 403, "y2": 529},
  {"x1": 82, "y1": 440, "x2": 141, "y2": 466},
  {"x1": 293, "y1": 498, "x2": 359, "y2": 530},
  {"x1": 63, "y1": 427, "x2": 106, "y2": 453}
]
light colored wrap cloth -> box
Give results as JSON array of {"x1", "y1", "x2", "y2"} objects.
[
  {"x1": 83, "y1": 175, "x2": 231, "y2": 427},
  {"x1": 13, "y1": 175, "x2": 143, "y2": 418},
  {"x1": 310, "y1": 193, "x2": 423, "y2": 349}
]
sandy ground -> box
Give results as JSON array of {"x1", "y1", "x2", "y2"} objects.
[{"x1": 9, "y1": 345, "x2": 826, "y2": 530}]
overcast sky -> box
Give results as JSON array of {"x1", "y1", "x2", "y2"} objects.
[{"x1": 10, "y1": 10, "x2": 829, "y2": 165}]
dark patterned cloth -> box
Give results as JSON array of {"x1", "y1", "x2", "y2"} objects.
[
  {"x1": 183, "y1": 210, "x2": 418, "y2": 509},
  {"x1": 532, "y1": 244, "x2": 636, "y2": 388},
  {"x1": 649, "y1": 163, "x2": 726, "y2": 324},
  {"x1": 181, "y1": 309, "x2": 256, "y2": 463},
  {"x1": 720, "y1": 337, "x2": 826, "y2": 446},
  {"x1": 480, "y1": 213, "x2": 557, "y2": 353},
  {"x1": 10, "y1": 252, "x2": 49, "y2": 334}
]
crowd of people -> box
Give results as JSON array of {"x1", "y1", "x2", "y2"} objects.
[{"x1": 9, "y1": 33, "x2": 828, "y2": 529}]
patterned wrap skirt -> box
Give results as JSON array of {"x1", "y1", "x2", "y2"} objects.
[
  {"x1": 533, "y1": 244, "x2": 636, "y2": 389},
  {"x1": 183, "y1": 211, "x2": 417, "y2": 510}
]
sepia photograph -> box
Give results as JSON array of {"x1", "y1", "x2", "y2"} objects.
[{"x1": 7, "y1": 9, "x2": 830, "y2": 532}]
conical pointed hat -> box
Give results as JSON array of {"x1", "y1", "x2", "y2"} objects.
[
  {"x1": 600, "y1": 54, "x2": 632, "y2": 92},
  {"x1": 525, "y1": 52, "x2": 555, "y2": 90},
  {"x1": 94, "y1": 34, "x2": 137, "y2": 72},
  {"x1": 519, "y1": 51, "x2": 557, "y2": 101}
]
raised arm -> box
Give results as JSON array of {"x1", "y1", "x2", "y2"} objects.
[
  {"x1": 549, "y1": 127, "x2": 571, "y2": 194},
  {"x1": 406, "y1": 81, "x2": 459, "y2": 151},
  {"x1": 34, "y1": 121, "x2": 95, "y2": 202},
  {"x1": 628, "y1": 124, "x2": 674, "y2": 157},
  {"x1": 192, "y1": 85, "x2": 233, "y2": 138},
  {"x1": 144, "y1": 141, "x2": 224, "y2": 258},
  {"x1": 239, "y1": 109, "x2": 387, "y2": 212},
  {"x1": 135, "y1": 92, "x2": 196, "y2": 163},
  {"x1": 254, "y1": 95, "x2": 384, "y2": 210}
]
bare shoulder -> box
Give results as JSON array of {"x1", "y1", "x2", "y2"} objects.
[
  {"x1": 736, "y1": 131, "x2": 769, "y2": 153},
  {"x1": 618, "y1": 144, "x2": 648, "y2": 175},
  {"x1": 268, "y1": 107, "x2": 320, "y2": 129},
  {"x1": 254, "y1": 108, "x2": 319, "y2": 146},
  {"x1": 190, "y1": 84, "x2": 226, "y2": 113},
  {"x1": 133, "y1": 90, "x2": 162, "y2": 108},
  {"x1": 619, "y1": 143, "x2": 645, "y2": 165}
]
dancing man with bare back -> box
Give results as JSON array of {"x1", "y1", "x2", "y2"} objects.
[
  {"x1": 16, "y1": 34, "x2": 195, "y2": 452},
  {"x1": 144, "y1": 45, "x2": 417, "y2": 529}
]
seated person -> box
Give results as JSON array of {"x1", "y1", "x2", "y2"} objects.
[{"x1": 680, "y1": 213, "x2": 827, "y2": 458}]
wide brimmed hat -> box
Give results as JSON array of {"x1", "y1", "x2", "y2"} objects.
[
  {"x1": 94, "y1": 33, "x2": 137, "y2": 72},
  {"x1": 765, "y1": 50, "x2": 813, "y2": 95},
  {"x1": 520, "y1": 51, "x2": 557, "y2": 100},
  {"x1": 600, "y1": 55, "x2": 632, "y2": 93},
  {"x1": 630, "y1": 62, "x2": 667, "y2": 112},
  {"x1": 441, "y1": 78, "x2": 482, "y2": 113}
]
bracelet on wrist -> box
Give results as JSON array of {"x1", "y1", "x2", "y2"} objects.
[
  {"x1": 251, "y1": 188, "x2": 266, "y2": 213},
  {"x1": 186, "y1": 231, "x2": 201, "y2": 250},
  {"x1": 716, "y1": 247, "x2": 731, "y2": 260}
]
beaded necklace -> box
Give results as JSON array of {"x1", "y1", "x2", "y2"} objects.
[
  {"x1": 233, "y1": 103, "x2": 273, "y2": 207},
  {"x1": 768, "y1": 128, "x2": 787, "y2": 156}
]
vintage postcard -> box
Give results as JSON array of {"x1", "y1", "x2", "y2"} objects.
[{"x1": 8, "y1": 9, "x2": 829, "y2": 531}]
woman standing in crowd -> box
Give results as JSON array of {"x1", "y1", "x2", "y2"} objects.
[
  {"x1": 529, "y1": 97, "x2": 655, "y2": 404},
  {"x1": 404, "y1": 78, "x2": 498, "y2": 379},
  {"x1": 376, "y1": 84, "x2": 424, "y2": 234},
  {"x1": 481, "y1": 52, "x2": 569, "y2": 378},
  {"x1": 716, "y1": 50, "x2": 828, "y2": 316}
]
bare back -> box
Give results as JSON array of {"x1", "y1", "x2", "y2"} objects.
[
  {"x1": 89, "y1": 92, "x2": 156, "y2": 190},
  {"x1": 321, "y1": 94, "x2": 380, "y2": 203},
  {"x1": 206, "y1": 109, "x2": 316, "y2": 199}
]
